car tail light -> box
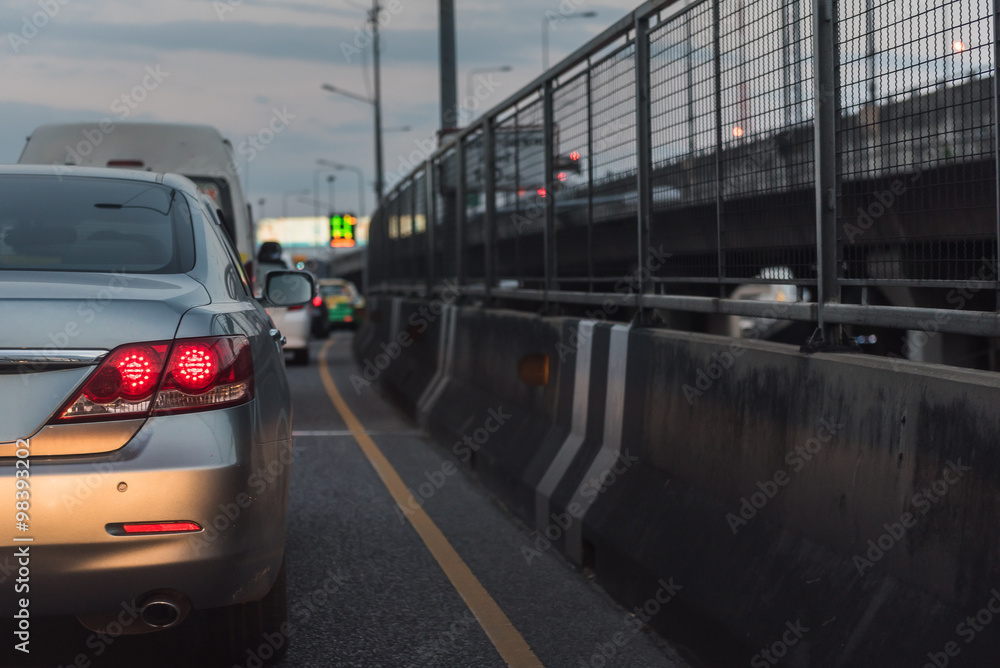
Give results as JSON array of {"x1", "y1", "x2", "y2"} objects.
[
  {"x1": 344, "y1": 315, "x2": 353, "y2": 322},
  {"x1": 54, "y1": 336, "x2": 253, "y2": 423},
  {"x1": 288, "y1": 305, "x2": 305, "y2": 311},
  {"x1": 154, "y1": 336, "x2": 253, "y2": 415},
  {"x1": 59, "y1": 344, "x2": 169, "y2": 421},
  {"x1": 107, "y1": 521, "x2": 203, "y2": 536},
  {"x1": 312, "y1": 295, "x2": 322, "y2": 307}
]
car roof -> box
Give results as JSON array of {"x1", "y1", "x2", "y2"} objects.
[
  {"x1": 19, "y1": 122, "x2": 234, "y2": 175},
  {"x1": 0, "y1": 164, "x2": 201, "y2": 199}
]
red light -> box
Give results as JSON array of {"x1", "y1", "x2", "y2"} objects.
[
  {"x1": 537, "y1": 188, "x2": 547, "y2": 198},
  {"x1": 557, "y1": 172, "x2": 567, "y2": 182},
  {"x1": 569, "y1": 151, "x2": 581, "y2": 161},
  {"x1": 81, "y1": 345, "x2": 166, "y2": 404},
  {"x1": 122, "y1": 521, "x2": 202, "y2": 534},
  {"x1": 288, "y1": 304, "x2": 305, "y2": 311},
  {"x1": 154, "y1": 336, "x2": 253, "y2": 415},
  {"x1": 732, "y1": 126, "x2": 745, "y2": 138},
  {"x1": 170, "y1": 343, "x2": 218, "y2": 393},
  {"x1": 55, "y1": 337, "x2": 253, "y2": 423},
  {"x1": 116, "y1": 347, "x2": 161, "y2": 400},
  {"x1": 344, "y1": 315, "x2": 353, "y2": 322},
  {"x1": 312, "y1": 295, "x2": 323, "y2": 307}
]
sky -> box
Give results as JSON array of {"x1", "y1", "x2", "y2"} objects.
[{"x1": 0, "y1": 0, "x2": 643, "y2": 218}]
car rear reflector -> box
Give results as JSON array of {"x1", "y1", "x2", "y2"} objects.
[
  {"x1": 114, "y1": 521, "x2": 202, "y2": 535},
  {"x1": 54, "y1": 336, "x2": 253, "y2": 423}
]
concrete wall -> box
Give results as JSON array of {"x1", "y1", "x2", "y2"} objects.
[{"x1": 356, "y1": 296, "x2": 1000, "y2": 667}]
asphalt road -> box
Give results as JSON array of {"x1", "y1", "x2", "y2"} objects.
[{"x1": 4, "y1": 333, "x2": 693, "y2": 668}]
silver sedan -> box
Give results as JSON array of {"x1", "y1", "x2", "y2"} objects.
[{"x1": 0, "y1": 165, "x2": 313, "y2": 664}]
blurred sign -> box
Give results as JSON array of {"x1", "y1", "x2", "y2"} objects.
[
  {"x1": 444, "y1": 126, "x2": 548, "y2": 192},
  {"x1": 257, "y1": 217, "x2": 329, "y2": 248},
  {"x1": 330, "y1": 214, "x2": 357, "y2": 248}
]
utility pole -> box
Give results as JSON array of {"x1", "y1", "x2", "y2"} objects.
[
  {"x1": 439, "y1": 0, "x2": 457, "y2": 132},
  {"x1": 372, "y1": 0, "x2": 385, "y2": 202}
]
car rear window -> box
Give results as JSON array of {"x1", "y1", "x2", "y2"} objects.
[
  {"x1": 320, "y1": 284, "x2": 348, "y2": 296},
  {"x1": 0, "y1": 175, "x2": 194, "y2": 273}
]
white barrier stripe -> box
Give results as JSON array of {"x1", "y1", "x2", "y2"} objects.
[
  {"x1": 565, "y1": 323, "x2": 631, "y2": 564},
  {"x1": 534, "y1": 320, "x2": 596, "y2": 530},
  {"x1": 418, "y1": 305, "x2": 457, "y2": 429}
]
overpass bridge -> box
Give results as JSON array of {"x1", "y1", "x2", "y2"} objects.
[{"x1": 352, "y1": 0, "x2": 1000, "y2": 665}]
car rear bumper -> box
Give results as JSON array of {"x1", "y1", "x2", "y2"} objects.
[{"x1": 0, "y1": 404, "x2": 290, "y2": 616}]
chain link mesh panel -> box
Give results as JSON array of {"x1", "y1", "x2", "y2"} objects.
[{"x1": 838, "y1": 0, "x2": 996, "y2": 288}]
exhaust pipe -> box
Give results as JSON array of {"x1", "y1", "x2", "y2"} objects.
[
  {"x1": 77, "y1": 590, "x2": 191, "y2": 635},
  {"x1": 138, "y1": 591, "x2": 191, "y2": 630}
]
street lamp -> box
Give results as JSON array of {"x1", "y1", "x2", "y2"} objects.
[
  {"x1": 465, "y1": 65, "x2": 512, "y2": 110},
  {"x1": 322, "y1": 81, "x2": 385, "y2": 205},
  {"x1": 282, "y1": 189, "x2": 309, "y2": 218},
  {"x1": 313, "y1": 168, "x2": 337, "y2": 218},
  {"x1": 317, "y1": 159, "x2": 367, "y2": 216},
  {"x1": 322, "y1": 0, "x2": 385, "y2": 203},
  {"x1": 542, "y1": 11, "x2": 597, "y2": 72}
]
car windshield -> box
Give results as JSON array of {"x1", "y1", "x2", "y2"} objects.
[
  {"x1": 0, "y1": 175, "x2": 192, "y2": 273},
  {"x1": 320, "y1": 284, "x2": 347, "y2": 296}
]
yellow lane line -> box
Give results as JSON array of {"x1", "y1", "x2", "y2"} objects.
[{"x1": 318, "y1": 339, "x2": 544, "y2": 668}]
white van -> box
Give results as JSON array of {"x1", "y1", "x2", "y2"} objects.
[{"x1": 18, "y1": 122, "x2": 256, "y2": 280}]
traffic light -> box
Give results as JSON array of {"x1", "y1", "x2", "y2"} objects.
[
  {"x1": 554, "y1": 151, "x2": 582, "y2": 174},
  {"x1": 329, "y1": 214, "x2": 357, "y2": 248}
]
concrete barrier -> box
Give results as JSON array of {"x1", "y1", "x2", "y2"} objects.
[{"x1": 354, "y1": 297, "x2": 1000, "y2": 666}]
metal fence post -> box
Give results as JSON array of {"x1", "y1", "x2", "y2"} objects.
[
  {"x1": 994, "y1": 0, "x2": 1000, "y2": 313},
  {"x1": 455, "y1": 141, "x2": 466, "y2": 291},
  {"x1": 635, "y1": 14, "x2": 653, "y2": 320},
  {"x1": 543, "y1": 79, "x2": 557, "y2": 305},
  {"x1": 586, "y1": 65, "x2": 595, "y2": 292},
  {"x1": 484, "y1": 116, "x2": 497, "y2": 301},
  {"x1": 425, "y1": 161, "x2": 436, "y2": 296},
  {"x1": 813, "y1": 0, "x2": 841, "y2": 339},
  {"x1": 713, "y1": 0, "x2": 725, "y2": 296}
]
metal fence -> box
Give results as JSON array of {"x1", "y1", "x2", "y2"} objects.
[{"x1": 368, "y1": 0, "x2": 1000, "y2": 343}]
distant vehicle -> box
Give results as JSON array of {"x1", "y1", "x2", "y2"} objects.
[
  {"x1": 18, "y1": 122, "x2": 257, "y2": 283},
  {"x1": 0, "y1": 165, "x2": 314, "y2": 664},
  {"x1": 317, "y1": 278, "x2": 365, "y2": 332},
  {"x1": 258, "y1": 251, "x2": 313, "y2": 364}
]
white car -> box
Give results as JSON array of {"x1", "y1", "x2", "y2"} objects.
[{"x1": 258, "y1": 262, "x2": 312, "y2": 364}]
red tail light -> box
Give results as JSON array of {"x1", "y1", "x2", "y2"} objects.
[
  {"x1": 288, "y1": 304, "x2": 305, "y2": 311},
  {"x1": 312, "y1": 295, "x2": 323, "y2": 307},
  {"x1": 55, "y1": 336, "x2": 253, "y2": 423},
  {"x1": 120, "y1": 521, "x2": 202, "y2": 535}
]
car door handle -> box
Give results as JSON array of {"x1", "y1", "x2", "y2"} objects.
[{"x1": 270, "y1": 328, "x2": 286, "y2": 346}]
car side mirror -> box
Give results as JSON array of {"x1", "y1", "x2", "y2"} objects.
[{"x1": 261, "y1": 270, "x2": 315, "y2": 307}]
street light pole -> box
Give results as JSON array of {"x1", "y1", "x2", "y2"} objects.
[
  {"x1": 317, "y1": 159, "x2": 367, "y2": 216},
  {"x1": 465, "y1": 66, "x2": 512, "y2": 114},
  {"x1": 372, "y1": 0, "x2": 385, "y2": 202},
  {"x1": 542, "y1": 11, "x2": 597, "y2": 72},
  {"x1": 327, "y1": 175, "x2": 336, "y2": 215},
  {"x1": 440, "y1": 0, "x2": 457, "y2": 132},
  {"x1": 282, "y1": 189, "x2": 309, "y2": 217}
]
